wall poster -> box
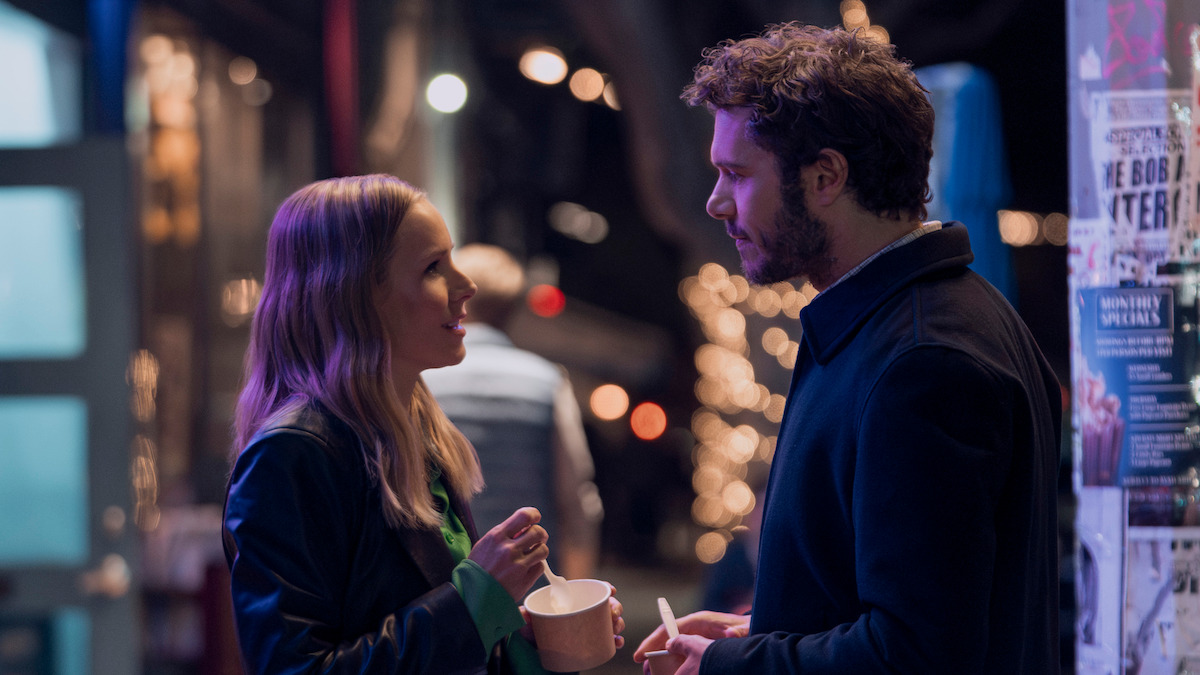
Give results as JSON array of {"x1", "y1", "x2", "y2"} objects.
[{"x1": 1071, "y1": 15, "x2": 1200, "y2": 673}]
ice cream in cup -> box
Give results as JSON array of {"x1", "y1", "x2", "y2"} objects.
[{"x1": 523, "y1": 578, "x2": 616, "y2": 672}]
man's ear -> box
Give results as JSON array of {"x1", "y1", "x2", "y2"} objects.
[{"x1": 803, "y1": 148, "x2": 849, "y2": 207}]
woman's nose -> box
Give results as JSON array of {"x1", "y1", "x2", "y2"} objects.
[{"x1": 454, "y1": 268, "x2": 477, "y2": 302}]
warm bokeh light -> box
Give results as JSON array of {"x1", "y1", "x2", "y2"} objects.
[
  {"x1": 714, "y1": 307, "x2": 747, "y2": 341},
  {"x1": 864, "y1": 25, "x2": 890, "y2": 43},
  {"x1": 590, "y1": 384, "x2": 630, "y2": 421},
  {"x1": 630, "y1": 402, "x2": 667, "y2": 440},
  {"x1": 692, "y1": 464, "x2": 725, "y2": 494},
  {"x1": 139, "y1": 34, "x2": 173, "y2": 65},
  {"x1": 998, "y1": 209, "x2": 1041, "y2": 246},
  {"x1": 602, "y1": 81, "x2": 620, "y2": 110},
  {"x1": 726, "y1": 425, "x2": 758, "y2": 463},
  {"x1": 425, "y1": 73, "x2": 468, "y2": 113},
  {"x1": 722, "y1": 480, "x2": 756, "y2": 515},
  {"x1": 697, "y1": 262, "x2": 729, "y2": 289},
  {"x1": 526, "y1": 283, "x2": 566, "y2": 317},
  {"x1": 758, "y1": 435, "x2": 777, "y2": 462},
  {"x1": 548, "y1": 201, "x2": 608, "y2": 244},
  {"x1": 228, "y1": 55, "x2": 257, "y2": 85},
  {"x1": 221, "y1": 276, "x2": 262, "y2": 327},
  {"x1": 131, "y1": 434, "x2": 160, "y2": 530},
  {"x1": 137, "y1": 35, "x2": 202, "y2": 246},
  {"x1": 127, "y1": 349, "x2": 160, "y2": 423},
  {"x1": 518, "y1": 46, "x2": 568, "y2": 85},
  {"x1": 781, "y1": 288, "x2": 807, "y2": 318},
  {"x1": 842, "y1": 5, "x2": 869, "y2": 30},
  {"x1": 750, "y1": 287, "x2": 782, "y2": 317},
  {"x1": 764, "y1": 394, "x2": 787, "y2": 423},
  {"x1": 681, "y1": 261, "x2": 808, "y2": 560},
  {"x1": 568, "y1": 68, "x2": 605, "y2": 101},
  {"x1": 762, "y1": 326, "x2": 789, "y2": 355},
  {"x1": 777, "y1": 341, "x2": 799, "y2": 370},
  {"x1": 695, "y1": 530, "x2": 730, "y2": 564},
  {"x1": 692, "y1": 493, "x2": 729, "y2": 528},
  {"x1": 1043, "y1": 212, "x2": 1070, "y2": 246}
]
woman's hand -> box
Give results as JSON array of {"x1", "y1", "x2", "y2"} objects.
[
  {"x1": 609, "y1": 589, "x2": 626, "y2": 650},
  {"x1": 468, "y1": 507, "x2": 548, "y2": 602},
  {"x1": 519, "y1": 583, "x2": 626, "y2": 651}
]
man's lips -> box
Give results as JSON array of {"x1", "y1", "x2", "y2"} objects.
[{"x1": 727, "y1": 226, "x2": 754, "y2": 251}]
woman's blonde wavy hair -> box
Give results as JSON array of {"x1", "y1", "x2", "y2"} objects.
[{"x1": 233, "y1": 174, "x2": 483, "y2": 530}]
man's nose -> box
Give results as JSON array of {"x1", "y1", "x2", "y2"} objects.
[{"x1": 706, "y1": 185, "x2": 734, "y2": 221}]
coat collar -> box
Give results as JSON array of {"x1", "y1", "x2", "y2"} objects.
[
  {"x1": 798, "y1": 221, "x2": 975, "y2": 365},
  {"x1": 394, "y1": 481, "x2": 479, "y2": 590}
]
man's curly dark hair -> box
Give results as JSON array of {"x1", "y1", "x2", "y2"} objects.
[{"x1": 683, "y1": 23, "x2": 934, "y2": 222}]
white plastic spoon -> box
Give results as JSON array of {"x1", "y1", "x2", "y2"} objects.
[
  {"x1": 543, "y1": 560, "x2": 571, "y2": 613},
  {"x1": 658, "y1": 596, "x2": 679, "y2": 639}
]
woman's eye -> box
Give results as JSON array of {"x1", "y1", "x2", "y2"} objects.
[{"x1": 425, "y1": 260, "x2": 441, "y2": 275}]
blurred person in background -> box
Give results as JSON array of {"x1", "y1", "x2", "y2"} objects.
[
  {"x1": 424, "y1": 243, "x2": 603, "y2": 581},
  {"x1": 222, "y1": 174, "x2": 622, "y2": 674},
  {"x1": 635, "y1": 23, "x2": 1061, "y2": 674}
]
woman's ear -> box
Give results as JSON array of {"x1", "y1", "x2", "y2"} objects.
[{"x1": 803, "y1": 148, "x2": 850, "y2": 207}]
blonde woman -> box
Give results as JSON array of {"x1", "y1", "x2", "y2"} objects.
[{"x1": 223, "y1": 174, "x2": 622, "y2": 673}]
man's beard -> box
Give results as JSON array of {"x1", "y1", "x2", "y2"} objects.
[{"x1": 742, "y1": 186, "x2": 833, "y2": 287}]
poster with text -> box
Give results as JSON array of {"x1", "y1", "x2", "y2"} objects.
[
  {"x1": 1076, "y1": 286, "x2": 1200, "y2": 489},
  {"x1": 1089, "y1": 90, "x2": 1197, "y2": 285}
]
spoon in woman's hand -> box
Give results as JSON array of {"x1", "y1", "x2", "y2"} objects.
[{"x1": 543, "y1": 560, "x2": 571, "y2": 613}]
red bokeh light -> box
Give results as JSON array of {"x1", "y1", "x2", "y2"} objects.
[
  {"x1": 630, "y1": 402, "x2": 667, "y2": 440},
  {"x1": 527, "y1": 284, "x2": 566, "y2": 317}
]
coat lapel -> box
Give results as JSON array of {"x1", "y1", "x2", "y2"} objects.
[{"x1": 393, "y1": 483, "x2": 480, "y2": 590}]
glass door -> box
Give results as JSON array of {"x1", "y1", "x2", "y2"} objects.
[{"x1": 0, "y1": 2, "x2": 138, "y2": 672}]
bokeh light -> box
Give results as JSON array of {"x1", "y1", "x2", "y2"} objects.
[
  {"x1": 527, "y1": 283, "x2": 565, "y2": 317},
  {"x1": 681, "y1": 261, "x2": 810, "y2": 560},
  {"x1": 221, "y1": 276, "x2": 262, "y2": 327},
  {"x1": 722, "y1": 480, "x2": 756, "y2": 515},
  {"x1": 568, "y1": 68, "x2": 605, "y2": 101},
  {"x1": 630, "y1": 402, "x2": 667, "y2": 440},
  {"x1": 695, "y1": 530, "x2": 730, "y2": 564},
  {"x1": 518, "y1": 46, "x2": 568, "y2": 85},
  {"x1": 227, "y1": 56, "x2": 257, "y2": 85},
  {"x1": 762, "y1": 326, "x2": 789, "y2": 356},
  {"x1": 425, "y1": 73, "x2": 468, "y2": 113},
  {"x1": 602, "y1": 81, "x2": 620, "y2": 110},
  {"x1": 1043, "y1": 212, "x2": 1070, "y2": 246},
  {"x1": 590, "y1": 384, "x2": 629, "y2": 421},
  {"x1": 998, "y1": 209, "x2": 1040, "y2": 246},
  {"x1": 548, "y1": 201, "x2": 608, "y2": 244}
]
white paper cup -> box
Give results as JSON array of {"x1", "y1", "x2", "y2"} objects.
[
  {"x1": 645, "y1": 649, "x2": 685, "y2": 675},
  {"x1": 523, "y1": 578, "x2": 615, "y2": 672}
]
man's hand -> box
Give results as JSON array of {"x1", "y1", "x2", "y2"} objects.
[{"x1": 633, "y1": 610, "x2": 750, "y2": 673}]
